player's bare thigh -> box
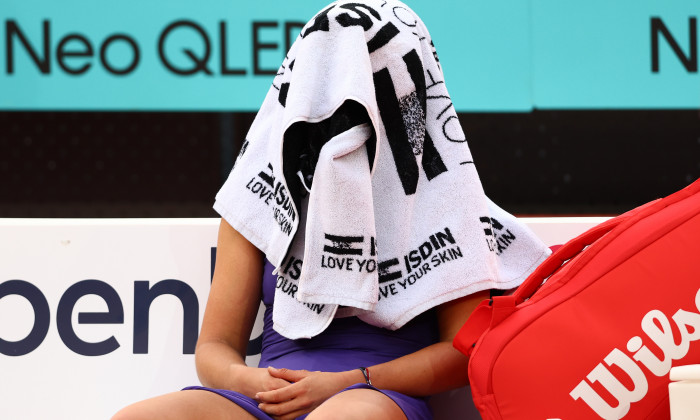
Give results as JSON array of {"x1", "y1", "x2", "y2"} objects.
[
  {"x1": 111, "y1": 389, "x2": 256, "y2": 420},
  {"x1": 306, "y1": 388, "x2": 408, "y2": 420}
]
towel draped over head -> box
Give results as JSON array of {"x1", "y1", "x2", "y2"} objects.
[{"x1": 214, "y1": 0, "x2": 550, "y2": 339}]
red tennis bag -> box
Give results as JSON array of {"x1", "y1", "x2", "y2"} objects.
[{"x1": 454, "y1": 178, "x2": 700, "y2": 419}]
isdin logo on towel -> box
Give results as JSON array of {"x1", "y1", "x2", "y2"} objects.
[
  {"x1": 275, "y1": 255, "x2": 326, "y2": 315},
  {"x1": 319, "y1": 227, "x2": 464, "y2": 301},
  {"x1": 244, "y1": 162, "x2": 297, "y2": 236},
  {"x1": 480, "y1": 217, "x2": 517, "y2": 256}
]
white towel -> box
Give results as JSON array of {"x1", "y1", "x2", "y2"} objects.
[{"x1": 214, "y1": 0, "x2": 550, "y2": 339}]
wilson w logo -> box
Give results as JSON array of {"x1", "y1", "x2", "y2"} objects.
[{"x1": 569, "y1": 287, "x2": 700, "y2": 419}]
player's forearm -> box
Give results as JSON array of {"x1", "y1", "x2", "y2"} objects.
[
  {"x1": 362, "y1": 341, "x2": 469, "y2": 396},
  {"x1": 195, "y1": 339, "x2": 250, "y2": 393}
]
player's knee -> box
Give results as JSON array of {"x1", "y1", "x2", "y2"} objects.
[
  {"x1": 110, "y1": 405, "x2": 148, "y2": 420},
  {"x1": 306, "y1": 406, "x2": 349, "y2": 420},
  {"x1": 306, "y1": 390, "x2": 405, "y2": 420}
]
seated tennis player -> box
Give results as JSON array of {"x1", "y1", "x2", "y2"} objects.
[{"x1": 112, "y1": 1, "x2": 548, "y2": 419}]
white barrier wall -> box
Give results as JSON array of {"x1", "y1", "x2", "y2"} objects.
[
  {"x1": 0, "y1": 219, "x2": 220, "y2": 420},
  {"x1": 0, "y1": 217, "x2": 608, "y2": 420}
]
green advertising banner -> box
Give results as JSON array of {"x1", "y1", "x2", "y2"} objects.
[
  {"x1": 0, "y1": 0, "x2": 698, "y2": 111},
  {"x1": 533, "y1": 0, "x2": 699, "y2": 109}
]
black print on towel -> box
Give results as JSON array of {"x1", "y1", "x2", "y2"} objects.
[
  {"x1": 425, "y1": 68, "x2": 466, "y2": 147},
  {"x1": 245, "y1": 163, "x2": 297, "y2": 236},
  {"x1": 233, "y1": 139, "x2": 249, "y2": 169},
  {"x1": 301, "y1": 2, "x2": 412, "y2": 51},
  {"x1": 280, "y1": 2, "x2": 453, "y2": 196},
  {"x1": 277, "y1": 255, "x2": 326, "y2": 315},
  {"x1": 320, "y1": 234, "x2": 378, "y2": 274},
  {"x1": 302, "y1": 3, "x2": 382, "y2": 38},
  {"x1": 480, "y1": 217, "x2": 517, "y2": 256},
  {"x1": 378, "y1": 227, "x2": 464, "y2": 301},
  {"x1": 282, "y1": 2, "x2": 395, "y2": 104},
  {"x1": 374, "y1": 49, "x2": 448, "y2": 195}
]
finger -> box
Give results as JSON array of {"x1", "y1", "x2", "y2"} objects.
[
  {"x1": 267, "y1": 366, "x2": 310, "y2": 382},
  {"x1": 264, "y1": 377, "x2": 292, "y2": 392},
  {"x1": 256, "y1": 382, "x2": 303, "y2": 403}
]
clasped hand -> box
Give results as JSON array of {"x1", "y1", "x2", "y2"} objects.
[{"x1": 255, "y1": 366, "x2": 359, "y2": 420}]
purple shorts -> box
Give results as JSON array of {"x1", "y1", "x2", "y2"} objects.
[{"x1": 183, "y1": 383, "x2": 432, "y2": 420}]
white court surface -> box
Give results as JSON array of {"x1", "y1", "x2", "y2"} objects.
[{"x1": 0, "y1": 217, "x2": 607, "y2": 420}]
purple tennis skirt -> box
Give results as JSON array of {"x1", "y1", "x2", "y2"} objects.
[{"x1": 183, "y1": 383, "x2": 431, "y2": 420}]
